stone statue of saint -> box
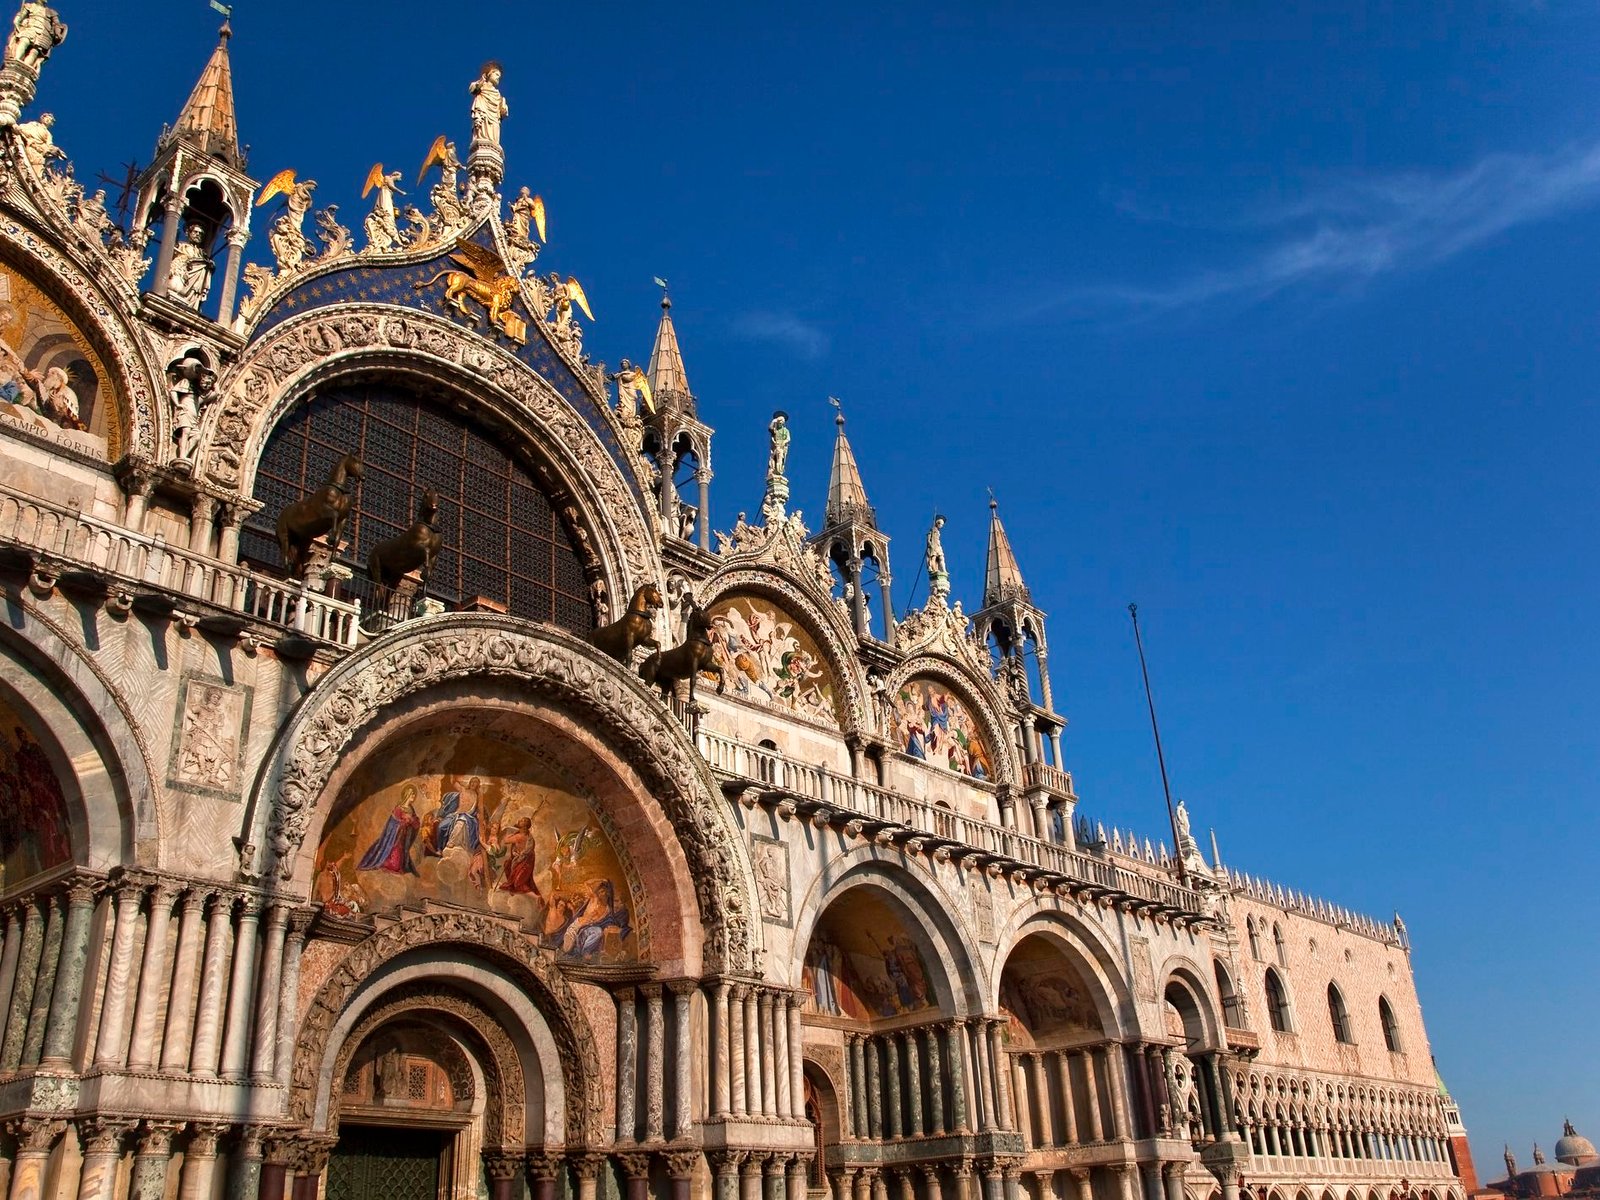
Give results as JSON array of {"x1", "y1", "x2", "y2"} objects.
[
  {"x1": 469, "y1": 62, "x2": 507, "y2": 149},
  {"x1": 925, "y1": 515, "x2": 950, "y2": 602},
  {"x1": 5, "y1": 2, "x2": 66, "y2": 72},
  {"x1": 766, "y1": 411, "x2": 790, "y2": 482},
  {"x1": 13, "y1": 110, "x2": 60, "y2": 171},
  {"x1": 166, "y1": 223, "x2": 213, "y2": 309}
]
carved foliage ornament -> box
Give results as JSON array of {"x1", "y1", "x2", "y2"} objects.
[
  {"x1": 254, "y1": 618, "x2": 752, "y2": 970},
  {"x1": 198, "y1": 306, "x2": 654, "y2": 590}
]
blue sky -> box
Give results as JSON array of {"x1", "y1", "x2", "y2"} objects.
[{"x1": 47, "y1": 0, "x2": 1598, "y2": 1165}]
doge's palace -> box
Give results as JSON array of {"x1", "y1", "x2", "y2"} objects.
[{"x1": 0, "y1": 9, "x2": 1475, "y2": 1200}]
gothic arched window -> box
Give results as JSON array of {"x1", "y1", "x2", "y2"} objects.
[
  {"x1": 1328, "y1": 983, "x2": 1353, "y2": 1043},
  {"x1": 1215, "y1": 960, "x2": 1244, "y2": 1028},
  {"x1": 1273, "y1": 922, "x2": 1287, "y2": 966},
  {"x1": 1264, "y1": 968, "x2": 1292, "y2": 1033},
  {"x1": 1247, "y1": 917, "x2": 1262, "y2": 960},
  {"x1": 1379, "y1": 996, "x2": 1402, "y2": 1052},
  {"x1": 243, "y1": 382, "x2": 595, "y2": 632}
]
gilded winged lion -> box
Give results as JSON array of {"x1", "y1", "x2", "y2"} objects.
[{"x1": 414, "y1": 240, "x2": 519, "y2": 332}]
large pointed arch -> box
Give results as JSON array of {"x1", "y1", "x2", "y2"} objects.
[{"x1": 241, "y1": 616, "x2": 757, "y2": 972}]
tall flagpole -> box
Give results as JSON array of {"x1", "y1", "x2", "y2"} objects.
[{"x1": 1129, "y1": 603, "x2": 1186, "y2": 884}]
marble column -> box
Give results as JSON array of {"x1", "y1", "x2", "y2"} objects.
[
  {"x1": 764, "y1": 992, "x2": 784, "y2": 1126},
  {"x1": 220, "y1": 898, "x2": 261, "y2": 1079},
  {"x1": 1163, "y1": 1164, "x2": 1186, "y2": 1200},
  {"x1": 158, "y1": 889, "x2": 208, "y2": 1072},
  {"x1": 177, "y1": 1124, "x2": 228, "y2": 1200},
  {"x1": 7, "y1": 1119, "x2": 63, "y2": 1200},
  {"x1": 1029, "y1": 1052, "x2": 1051, "y2": 1146},
  {"x1": 764, "y1": 1154, "x2": 786, "y2": 1200},
  {"x1": 741, "y1": 1154, "x2": 764, "y2": 1200},
  {"x1": 1012, "y1": 1056, "x2": 1031, "y2": 1147},
  {"x1": 897, "y1": 1168, "x2": 916, "y2": 1200},
  {"x1": 759, "y1": 991, "x2": 777, "y2": 1117},
  {"x1": 250, "y1": 904, "x2": 289, "y2": 1080},
  {"x1": 0, "y1": 908, "x2": 22, "y2": 1037},
  {"x1": 1111, "y1": 1164, "x2": 1137, "y2": 1200},
  {"x1": 666, "y1": 1150, "x2": 701, "y2": 1200},
  {"x1": 1068, "y1": 1169, "x2": 1092, "y2": 1200},
  {"x1": 670, "y1": 981, "x2": 695, "y2": 1139},
  {"x1": 188, "y1": 892, "x2": 234, "y2": 1077},
  {"x1": 616, "y1": 1151, "x2": 651, "y2": 1200},
  {"x1": 0, "y1": 902, "x2": 42, "y2": 1070},
  {"x1": 127, "y1": 884, "x2": 179, "y2": 1071},
  {"x1": 20, "y1": 894, "x2": 64, "y2": 1066},
  {"x1": 923, "y1": 1166, "x2": 946, "y2": 1200},
  {"x1": 849, "y1": 1033, "x2": 869, "y2": 1138},
  {"x1": 905, "y1": 1030, "x2": 924, "y2": 1136},
  {"x1": 980, "y1": 1161, "x2": 1004, "y2": 1200},
  {"x1": 75, "y1": 1119, "x2": 133, "y2": 1200},
  {"x1": 1053, "y1": 1053, "x2": 1078, "y2": 1145},
  {"x1": 644, "y1": 983, "x2": 666, "y2": 1142},
  {"x1": 712, "y1": 981, "x2": 731, "y2": 1119},
  {"x1": 616, "y1": 987, "x2": 638, "y2": 1142},
  {"x1": 989, "y1": 1021, "x2": 1015, "y2": 1131},
  {"x1": 1082, "y1": 1053, "x2": 1104, "y2": 1142},
  {"x1": 865, "y1": 1036, "x2": 883, "y2": 1139},
  {"x1": 927, "y1": 1025, "x2": 946, "y2": 1134},
  {"x1": 151, "y1": 194, "x2": 182, "y2": 298},
  {"x1": 1002, "y1": 1164, "x2": 1023, "y2": 1200},
  {"x1": 41, "y1": 883, "x2": 96, "y2": 1067},
  {"x1": 787, "y1": 1155, "x2": 811, "y2": 1200},
  {"x1": 953, "y1": 1161, "x2": 976, "y2": 1200},
  {"x1": 970, "y1": 1020, "x2": 994, "y2": 1132},
  {"x1": 946, "y1": 1022, "x2": 971, "y2": 1134},
  {"x1": 709, "y1": 1151, "x2": 745, "y2": 1200},
  {"x1": 1104, "y1": 1043, "x2": 1131, "y2": 1139},
  {"x1": 131, "y1": 1122, "x2": 183, "y2": 1200},
  {"x1": 787, "y1": 995, "x2": 805, "y2": 1120},
  {"x1": 483, "y1": 1152, "x2": 523, "y2": 1200},
  {"x1": 228, "y1": 1127, "x2": 265, "y2": 1200},
  {"x1": 884, "y1": 1033, "x2": 902, "y2": 1139},
  {"x1": 95, "y1": 889, "x2": 149, "y2": 1061},
  {"x1": 743, "y1": 985, "x2": 762, "y2": 1117},
  {"x1": 729, "y1": 985, "x2": 748, "y2": 1117},
  {"x1": 274, "y1": 912, "x2": 310, "y2": 1088},
  {"x1": 525, "y1": 1152, "x2": 565, "y2": 1200}
]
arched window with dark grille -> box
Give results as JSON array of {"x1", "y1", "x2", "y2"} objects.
[
  {"x1": 1265, "y1": 968, "x2": 1292, "y2": 1032},
  {"x1": 242, "y1": 382, "x2": 595, "y2": 633},
  {"x1": 1328, "y1": 983, "x2": 1353, "y2": 1043},
  {"x1": 1379, "y1": 996, "x2": 1402, "y2": 1052}
]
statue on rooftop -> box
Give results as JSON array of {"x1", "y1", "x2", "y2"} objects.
[
  {"x1": 766, "y1": 411, "x2": 790, "y2": 482},
  {"x1": 469, "y1": 62, "x2": 507, "y2": 149},
  {"x1": 166, "y1": 222, "x2": 214, "y2": 309},
  {"x1": 608, "y1": 358, "x2": 653, "y2": 417},
  {"x1": 13, "y1": 109, "x2": 59, "y2": 171},
  {"x1": 361, "y1": 163, "x2": 405, "y2": 253},
  {"x1": 258, "y1": 168, "x2": 318, "y2": 272},
  {"x1": 5, "y1": 2, "x2": 65, "y2": 72},
  {"x1": 925, "y1": 514, "x2": 950, "y2": 604}
]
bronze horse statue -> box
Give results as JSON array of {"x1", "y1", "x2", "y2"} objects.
[
  {"x1": 276, "y1": 453, "x2": 363, "y2": 579},
  {"x1": 588, "y1": 582, "x2": 663, "y2": 664},
  {"x1": 640, "y1": 601, "x2": 725, "y2": 703},
  {"x1": 367, "y1": 487, "x2": 443, "y2": 609}
]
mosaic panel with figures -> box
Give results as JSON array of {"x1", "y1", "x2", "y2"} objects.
[
  {"x1": 704, "y1": 595, "x2": 840, "y2": 727},
  {"x1": 890, "y1": 676, "x2": 993, "y2": 780},
  {"x1": 803, "y1": 890, "x2": 938, "y2": 1023},
  {"x1": 0, "y1": 261, "x2": 118, "y2": 457},
  {"x1": 998, "y1": 934, "x2": 1104, "y2": 1046},
  {"x1": 0, "y1": 692, "x2": 72, "y2": 891},
  {"x1": 315, "y1": 731, "x2": 639, "y2": 962}
]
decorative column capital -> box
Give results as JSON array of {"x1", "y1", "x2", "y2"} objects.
[
  {"x1": 525, "y1": 1150, "x2": 566, "y2": 1181},
  {"x1": 137, "y1": 1120, "x2": 186, "y2": 1156},
  {"x1": 952, "y1": 1159, "x2": 975, "y2": 1181},
  {"x1": 482, "y1": 1150, "x2": 524, "y2": 1182},
  {"x1": 79, "y1": 1117, "x2": 137, "y2": 1154},
  {"x1": 9, "y1": 1117, "x2": 66, "y2": 1152},
  {"x1": 663, "y1": 1149, "x2": 702, "y2": 1180},
  {"x1": 287, "y1": 907, "x2": 314, "y2": 939},
  {"x1": 667, "y1": 978, "x2": 698, "y2": 1000},
  {"x1": 739, "y1": 1153, "x2": 765, "y2": 1179},
  {"x1": 616, "y1": 1152, "x2": 652, "y2": 1181},
  {"x1": 639, "y1": 981, "x2": 663, "y2": 1001},
  {"x1": 762, "y1": 1154, "x2": 787, "y2": 1177},
  {"x1": 569, "y1": 1152, "x2": 608, "y2": 1182},
  {"x1": 186, "y1": 1122, "x2": 232, "y2": 1157}
]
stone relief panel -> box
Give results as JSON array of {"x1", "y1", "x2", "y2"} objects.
[
  {"x1": 0, "y1": 260, "x2": 118, "y2": 457},
  {"x1": 750, "y1": 834, "x2": 791, "y2": 927},
  {"x1": 314, "y1": 728, "x2": 641, "y2": 963},
  {"x1": 703, "y1": 594, "x2": 841, "y2": 727},
  {"x1": 0, "y1": 691, "x2": 72, "y2": 889},
  {"x1": 802, "y1": 891, "x2": 937, "y2": 1023},
  {"x1": 166, "y1": 674, "x2": 251, "y2": 801},
  {"x1": 891, "y1": 676, "x2": 994, "y2": 781}
]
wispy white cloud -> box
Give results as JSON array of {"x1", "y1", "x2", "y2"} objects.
[
  {"x1": 730, "y1": 311, "x2": 830, "y2": 360},
  {"x1": 1051, "y1": 140, "x2": 1600, "y2": 316}
]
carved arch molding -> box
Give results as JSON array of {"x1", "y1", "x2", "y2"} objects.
[
  {"x1": 245, "y1": 616, "x2": 756, "y2": 971},
  {"x1": 292, "y1": 914, "x2": 588, "y2": 1146},
  {"x1": 196, "y1": 305, "x2": 658, "y2": 600}
]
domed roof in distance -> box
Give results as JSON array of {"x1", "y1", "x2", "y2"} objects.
[{"x1": 1556, "y1": 1120, "x2": 1598, "y2": 1167}]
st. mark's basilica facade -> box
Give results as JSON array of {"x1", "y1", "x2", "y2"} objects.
[{"x1": 0, "y1": 10, "x2": 1478, "y2": 1200}]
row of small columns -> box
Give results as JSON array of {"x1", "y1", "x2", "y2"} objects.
[
  {"x1": 704, "y1": 981, "x2": 807, "y2": 1124},
  {"x1": 826, "y1": 1160, "x2": 1189, "y2": 1200},
  {"x1": 1009, "y1": 1044, "x2": 1139, "y2": 1148},
  {"x1": 0, "y1": 1116, "x2": 254, "y2": 1200},
  {"x1": 1243, "y1": 1119, "x2": 1452, "y2": 1171},
  {"x1": 840, "y1": 1021, "x2": 990, "y2": 1140},
  {"x1": 0, "y1": 876, "x2": 310, "y2": 1086}
]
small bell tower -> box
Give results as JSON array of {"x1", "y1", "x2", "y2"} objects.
[
  {"x1": 637, "y1": 287, "x2": 713, "y2": 550},
  {"x1": 972, "y1": 496, "x2": 1075, "y2": 840},
  {"x1": 813, "y1": 402, "x2": 892, "y2": 641},
  {"x1": 130, "y1": 19, "x2": 257, "y2": 327}
]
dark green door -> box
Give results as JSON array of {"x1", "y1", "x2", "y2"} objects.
[{"x1": 326, "y1": 1125, "x2": 447, "y2": 1200}]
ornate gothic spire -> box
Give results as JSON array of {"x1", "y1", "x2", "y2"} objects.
[
  {"x1": 983, "y1": 495, "x2": 1029, "y2": 606},
  {"x1": 824, "y1": 405, "x2": 874, "y2": 527},
  {"x1": 647, "y1": 293, "x2": 692, "y2": 408},
  {"x1": 172, "y1": 22, "x2": 241, "y2": 167}
]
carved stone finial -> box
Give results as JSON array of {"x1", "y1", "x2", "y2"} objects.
[{"x1": 0, "y1": 1, "x2": 65, "y2": 126}]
